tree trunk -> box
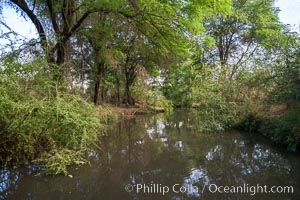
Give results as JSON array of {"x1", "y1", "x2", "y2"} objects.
[
  {"x1": 56, "y1": 43, "x2": 65, "y2": 65},
  {"x1": 124, "y1": 68, "x2": 135, "y2": 105},
  {"x1": 94, "y1": 62, "x2": 105, "y2": 105},
  {"x1": 124, "y1": 81, "x2": 133, "y2": 105},
  {"x1": 116, "y1": 73, "x2": 121, "y2": 106}
]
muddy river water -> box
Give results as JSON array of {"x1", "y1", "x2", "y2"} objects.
[{"x1": 1, "y1": 110, "x2": 300, "y2": 199}]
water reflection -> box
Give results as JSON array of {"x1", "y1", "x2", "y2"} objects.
[
  {"x1": 205, "y1": 145, "x2": 223, "y2": 161},
  {"x1": 1, "y1": 110, "x2": 299, "y2": 200},
  {"x1": 182, "y1": 168, "x2": 210, "y2": 198},
  {"x1": 0, "y1": 168, "x2": 21, "y2": 200}
]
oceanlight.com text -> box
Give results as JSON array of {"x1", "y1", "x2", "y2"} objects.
[{"x1": 207, "y1": 184, "x2": 294, "y2": 196}]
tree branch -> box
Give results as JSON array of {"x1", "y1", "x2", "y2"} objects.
[
  {"x1": 10, "y1": 0, "x2": 48, "y2": 55},
  {"x1": 46, "y1": 0, "x2": 60, "y2": 35}
]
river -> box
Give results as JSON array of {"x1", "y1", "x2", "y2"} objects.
[{"x1": 1, "y1": 110, "x2": 299, "y2": 199}]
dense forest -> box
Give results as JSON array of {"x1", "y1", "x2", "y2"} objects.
[{"x1": 0, "y1": 0, "x2": 299, "y2": 175}]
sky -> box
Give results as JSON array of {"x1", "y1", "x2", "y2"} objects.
[
  {"x1": 275, "y1": 0, "x2": 300, "y2": 30},
  {"x1": 1, "y1": 7, "x2": 38, "y2": 38},
  {"x1": 0, "y1": 0, "x2": 300, "y2": 42}
]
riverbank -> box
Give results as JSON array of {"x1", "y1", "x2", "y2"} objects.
[
  {"x1": 236, "y1": 103, "x2": 300, "y2": 152},
  {"x1": 108, "y1": 104, "x2": 165, "y2": 116}
]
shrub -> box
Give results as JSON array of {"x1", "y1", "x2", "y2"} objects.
[
  {"x1": 235, "y1": 113, "x2": 262, "y2": 133},
  {"x1": 235, "y1": 110, "x2": 299, "y2": 152},
  {"x1": 0, "y1": 85, "x2": 115, "y2": 174},
  {"x1": 132, "y1": 79, "x2": 173, "y2": 113}
]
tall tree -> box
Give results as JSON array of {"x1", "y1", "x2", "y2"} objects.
[
  {"x1": 6, "y1": 0, "x2": 94, "y2": 65},
  {"x1": 85, "y1": 0, "x2": 232, "y2": 105},
  {"x1": 2, "y1": 0, "x2": 232, "y2": 104},
  {"x1": 3, "y1": 0, "x2": 132, "y2": 81},
  {"x1": 199, "y1": 0, "x2": 284, "y2": 79}
]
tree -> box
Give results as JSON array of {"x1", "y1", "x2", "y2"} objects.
[
  {"x1": 1, "y1": 0, "x2": 232, "y2": 105},
  {"x1": 199, "y1": 0, "x2": 284, "y2": 79},
  {"x1": 270, "y1": 32, "x2": 300, "y2": 103},
  {"x1": 6, "y1": 0, "x2": 94, "y2": 65},
  {"x1": 3, "y1": 0, "x2": 133, "y2": 81},
  {"x1": 82, "y1": 0, "x2": 231, "y2": 105}
]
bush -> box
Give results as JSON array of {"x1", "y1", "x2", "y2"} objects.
[
  {"x1": 235, "y1": 113, "x2": 262, "y2": 133},
  {"x1": 259, "y1": 112, "x2": 299, "y2": 152},
  {"x1": 0, "y1": 85, "x2": 115, "y2": 174},
  {"x1": 0, "y1": 58, "x2": 117, "y2": 174},
  {"x1": 196, "y1": 95, "x2": 237, "y2": 132},
  {"x1": 132, "y1": 79, "x2": 173, "y2": 113},
  {"x1": 235, "y1": 110, "x2": 299, "y2": 152}
]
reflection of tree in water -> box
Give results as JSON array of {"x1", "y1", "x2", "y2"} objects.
[
  {"x1": 0, "y1": 168, "x2": 21, "y2": 200},
  {"x1": 107, "y1": 115, "x2": 196, "y2": 199},
  {"x1": 199, "y1": 139, "x2": 293, "y2": 186},
  {"x1": 181, "y1": 168, "x2": 210, "y2": 198},
  {"x1": 205, "y1": 145, "x2": 223, "y2": 161},
  {"x1": 230, "y1": 142, "x2": 292, "y2": 176},
  {"x1": 95, "y1": 115, "x2": 299, "y2": 199}
]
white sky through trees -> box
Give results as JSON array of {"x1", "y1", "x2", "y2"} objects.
[{"x1": 275, "y1": 0, "x2": 300, "y2": 31}]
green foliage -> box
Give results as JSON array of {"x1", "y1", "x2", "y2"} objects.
[
  {"x1": 0, "y1": 90, "x2": 114, "y2": 174},
  {"x1": 235, "y1": 113, "x2": 262, "y2": 133},
  {"x1": 0, "y1": 60, "x2": 115, "y2": 175},
  {"x1": 163, "y1": 64, "x2": 240, "y2": 131},
  {"x1": 269, "y1": 40, "x2": 300, "y2": 103},
  {"x1": 196, "y1": 92, "x2": 237, "y2": 131},
  {"x1": 258, "y1": 111, "x2": 300, "y2": 152},
  {"x1": 36, "y1": 149, "x2": 86, "y2": 175},
  {"x1": 132, "y1": 79, "x2": 173, "y2": 113},
  {"x1": 162, "y1": 63, "x2": 198, "y2": 107},
  {"x1": 199, "y1": 0, "x2": 284, "y2": 78}
]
